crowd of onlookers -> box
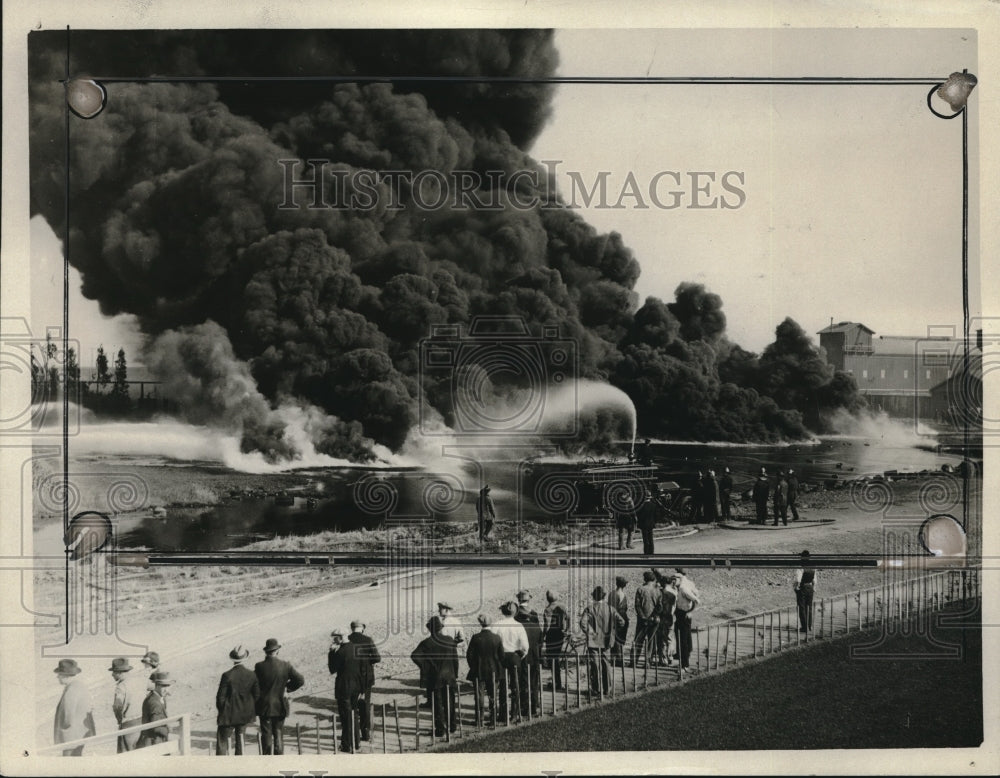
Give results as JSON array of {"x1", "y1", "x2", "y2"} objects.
[{"x1": 53, "y1": 556, "x2": 818, "y2": 755}]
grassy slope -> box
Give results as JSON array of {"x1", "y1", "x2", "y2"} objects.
[{"x1": 443, "y1": 606, "x2": 983, "y2": 752}]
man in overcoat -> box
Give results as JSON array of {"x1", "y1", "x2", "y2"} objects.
[
  {"x1": 254, "y1": 637, "x2": 305, "y2": 755},
  {"x1": 215, "y1": 646, "x2": 260, "y2": 756}
]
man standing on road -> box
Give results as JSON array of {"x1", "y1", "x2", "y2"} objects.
[
  {"x1": 541, "y1": 590, "x2": 570, "y2": 691},
  {"x1": 794, "y1": 550, "x2": 816, "y2": 633},
  {"x1": 514, "y1": 589, "x2": 542, "y2": 717},
  {"x1": 254, "y1": 637, "x2": 305, "y2": 755},
  {"x1": 616, "y1": 495, "x2": 637, "y2": 550},
  {"x1": 609, "y1": 576, "x2": 630, "y2": 667},
  {"x1": 773, "y1": 470, "x2": 789, "y2": 526},
  {"x1": 752, "y1": 469, "x2": 770, "y2": 525},
  {"x1": 787, "y1": 469, "x2": 801, "y2": 521},
  {"x1": 703, "y1": 470, "x2": 720, "y2": 523},
  {"x1": 580, "y1": 586, "x2": 623, "y2": 695},
  {"x1": 492, "y1": 601, "x2": 529, "y2": 723},
  {"x1": 53, "y1": 659, "x2": 96, "y2": 756},
  {"x1": 673, "y1": 569, "x2": 700, "y2": 673},
  {"x1": 109, "y1": 657, "x2": 142, "y2": 752},
  {"x1": 634, "y1": 570, "x2": 661, "y2": 666},
  {"x1": 466, "y1": 614, "x2": 504, "y2": 726},
  {"x1": 719, "y1": 467, "x2": 734, "y2": 521},
  {"x1": 636, "y1": 489, "x2": 659, "y2": 555},
  {"x1": 477, "y1": 484, "x2": 496, "y2": 541},
  {"x1": 215, "y1": 646, "x2": 259, "y2": 756}
]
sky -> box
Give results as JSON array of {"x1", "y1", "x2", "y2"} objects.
[
  {"x1": 30, "y1": 27, "x2": 979, "y2": 357},
  {"x1": 531, "y1": 28, "x2": 978, "y2": 351}
]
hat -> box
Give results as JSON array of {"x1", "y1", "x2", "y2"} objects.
[
  {"x1": 330, "y1": 629, "x2": 344, "y2": 638},
  {"x1": 140, "y1": 651, "x2": 160, "y2": 667},
  {"x1": 437, "y1": 602, "x2": 453, "y2": 612},
  {"x1": 516, "y1": 589, "x2": 531, "y2": 603},
  {"x1": 263, "y1": 638, "x2": 281, "y2": 653},
  {"x1": 643, "y1": 571, "x2": 656, "y2": 583},
  {"x1": 801, "y1": 550, "x2": 810, "y2": 558},
  {"x1": 150, "y1": 670, "x2": 173, "y2": 686},
  {"x1": 614, "y1": 575, "x2": 627, "y2": 588},
  {"x1": 229, "y1": 645, "x2": 250, "y2": 661},
  {"x1": 350, "y1": 619, "x2": 365, "y2": 630},
  {"x1": 481, "y1": 484, "x2": 491, "y2": 493},
  {"x1": 788, "y1": 468, "x2": 795, "y2": 474},
  {"x1": 477, "y1": 613, "x2": 491, "y2": 627},
  {"x1": 500, "y1": 601, "x2": 517, "y2": 615},
  {"x1": 108, "y1": 657, "x2": 132, "y2": 673},
  {"x1": 674, "y1": 568, "x2": 686, "y2": 575},
  {"x1": 591, "y1": 585, "x2": 605, "y2": 601},
  {"x1": 54, "y1": 658, "x2": 81, "y2": 676},
  {"x1": 545, "y1": 589, "x2": 558, "y2": 602},
  {"x1": 426, "y1": 615, "x2": 443, "y2": 634}
]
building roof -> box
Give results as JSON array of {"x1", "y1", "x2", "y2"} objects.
[{"x1": 817, "y1": 321, "x2": 875, "y2": 335}]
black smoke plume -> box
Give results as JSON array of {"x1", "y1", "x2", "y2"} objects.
[{"x1": 29, "y1": 30, "x2": 860, "y2": 460}]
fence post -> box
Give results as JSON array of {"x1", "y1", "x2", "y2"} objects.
[
  {"x1": 430, "y1": 690, "x2": 436, "y2": 744},
  {"x1": 734, "y1": 619, "x2": 739, "y2": 664},
  {"x1": 382, "y1": 704, "x2": 388, "y2": 753},
  {"x1": 257, "y1": 731, "x2": 263, "y2": 755},
  {"x1": 695, "y1": 627, "x2": 701, "y2": 670},
  {"x1": 415, "y1": 696, "x2": 421, "y2": 750},
  {"x1": 457, "y1": 684, "x2": 464, "y2": 737},
  {"x1": 631, "y1": 644, "x2": 637, "y2": 691},
  {"x1": 394, "y1": 700, "x2": 402, "y2": 753},
  {"x1": 753, "y1": 615, "x2": 757, "y2": 657},
  {"x1": 575, "y1": 652, "x2": 582, "y2": 709},
  {"x1": 315, "y1": 715, "x2": 320, "y2": 754},
  {"x1": 179, "y1": 713, "x2": 190, "y2": 756}
]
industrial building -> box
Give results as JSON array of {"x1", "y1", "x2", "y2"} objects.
[{"x1": 817, "y1": 321, "x2": 982, "y2": 425}]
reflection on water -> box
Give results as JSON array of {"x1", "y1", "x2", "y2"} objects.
[{"x1": 116, "y1": 435, "x2": 971, "y2": 552}]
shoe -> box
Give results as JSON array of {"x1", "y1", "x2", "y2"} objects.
[{"x1": 360, "y1": 733, "x2": 370, "y2": 742}]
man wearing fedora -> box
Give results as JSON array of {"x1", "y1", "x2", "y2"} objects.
[
  {"x1": 136, "y1": 671, "x2": 172, "y2": 748},
  {"x1": 514, "y1": 589, "x2": 542, "y2": 718},
  {"x1": 53, "y1": 659, "x2": 96, "y2": 755},
  {"x1": 466, "y1": 613, "x2": 504, "y2": 726},
  {"x1": 254, "y1": 638, "x2": 305, "y2": 755},
  {"x1": 580, "y1": 586, "x2": 623, "y2": 695},
  {"x1": 139, "y1": 650, "x2": 161, "y2": 691},
  {"x1": 109, "y1": 657, "x2": 143, "y2": 752},
  {"x1": 215, "y1": 646, "x2": 260, "y2": 756}
]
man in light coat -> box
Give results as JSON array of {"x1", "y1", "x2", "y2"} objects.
[
  {"x1": 53, "y1": 659, "x2": 96, "y2": 755},
  {"x1": 109, "y1": 657, "x2": 143, "y2": 752}
]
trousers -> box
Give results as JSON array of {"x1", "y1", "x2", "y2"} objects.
[
  {"x1": 215, "y1": 724, "x2": 247, "y2": 755},
  {"x1": 258, "y1": 716, "x2": 285, "y2": 755}
]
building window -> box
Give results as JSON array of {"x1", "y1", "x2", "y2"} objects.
[
  {"x1": 904, "y1": 369, "x2": 909, "y2": 379},
  {"x1": 926, "y1": 369, "x2": 931, "y2": 379},
  {"x1": 862, "y1": 369, "x2": 868, "y2": 379}
]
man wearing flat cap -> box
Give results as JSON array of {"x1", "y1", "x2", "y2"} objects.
[
  {"x1": 53, "y1": 659, "x2": 96, "y2": 755},
  {"x1": 330, "y1": 620, "x2": 381, "y2": 751},
  {"x1": 109, "y1": 657, "x2": 143, "y2": 752},
  {"x1": 215, "y1": 646, "x2": 260, "y2": 756},
  {"x1": 411, "y1": 616, "x2": 459, "y2": 738},
  {"x1": 136, "y1": 671, "x2": 173, "y2": 748},
  {"x1": 140, "y1": 650, "x2": 161, "y2": 691},
  {"x1": 580, "y1": 586, "x2": 624, "y2": 695},
  {"x1": 491, "y1": 601, "x2": 529, "y2": 723},
  {"x1": 254, "y1": 638, "x2": 305, "y2": 755},
  {"x1": 437, "y1": 601, "x2": 465, "y2": 645}
]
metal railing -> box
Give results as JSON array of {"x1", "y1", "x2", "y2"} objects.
[{"x1": 250, "y1": 567, "x2": 981, "y2": 755}]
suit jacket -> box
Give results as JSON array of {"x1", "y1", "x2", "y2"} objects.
[
  {"x1": 329, "y1": 642, "x2": 366, "y2": 701},
  {"x1": 348, "y1": 632, "x2": 381, "y2": 690},
  {"x1": 137, "y1": 690, "x2": 169, "y2": 745},
  {"x1": 411, "y1": 634, "x2": 459, "y2": 690},
  {"x1": 216, "y1": 664, "x2": 260, "y2": 726},
  {"x1": 254, "y1": 654, "x2": 305, "y2": 718},
  {"x1": 514, "y1": 606, "x2": 543, "y2": 665},
  {"x1": 635, "y1": 499, "x2": 659, "y2": 530},
  {"x1": 580, "y1": 600, "x2": 623, "y2": 651},
  {"x1": 466, "y1": 628, "x2": 504, "y2": 682},
  {"x1": 54, "y1": 679, "x2": 96, "y2": 744}
]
